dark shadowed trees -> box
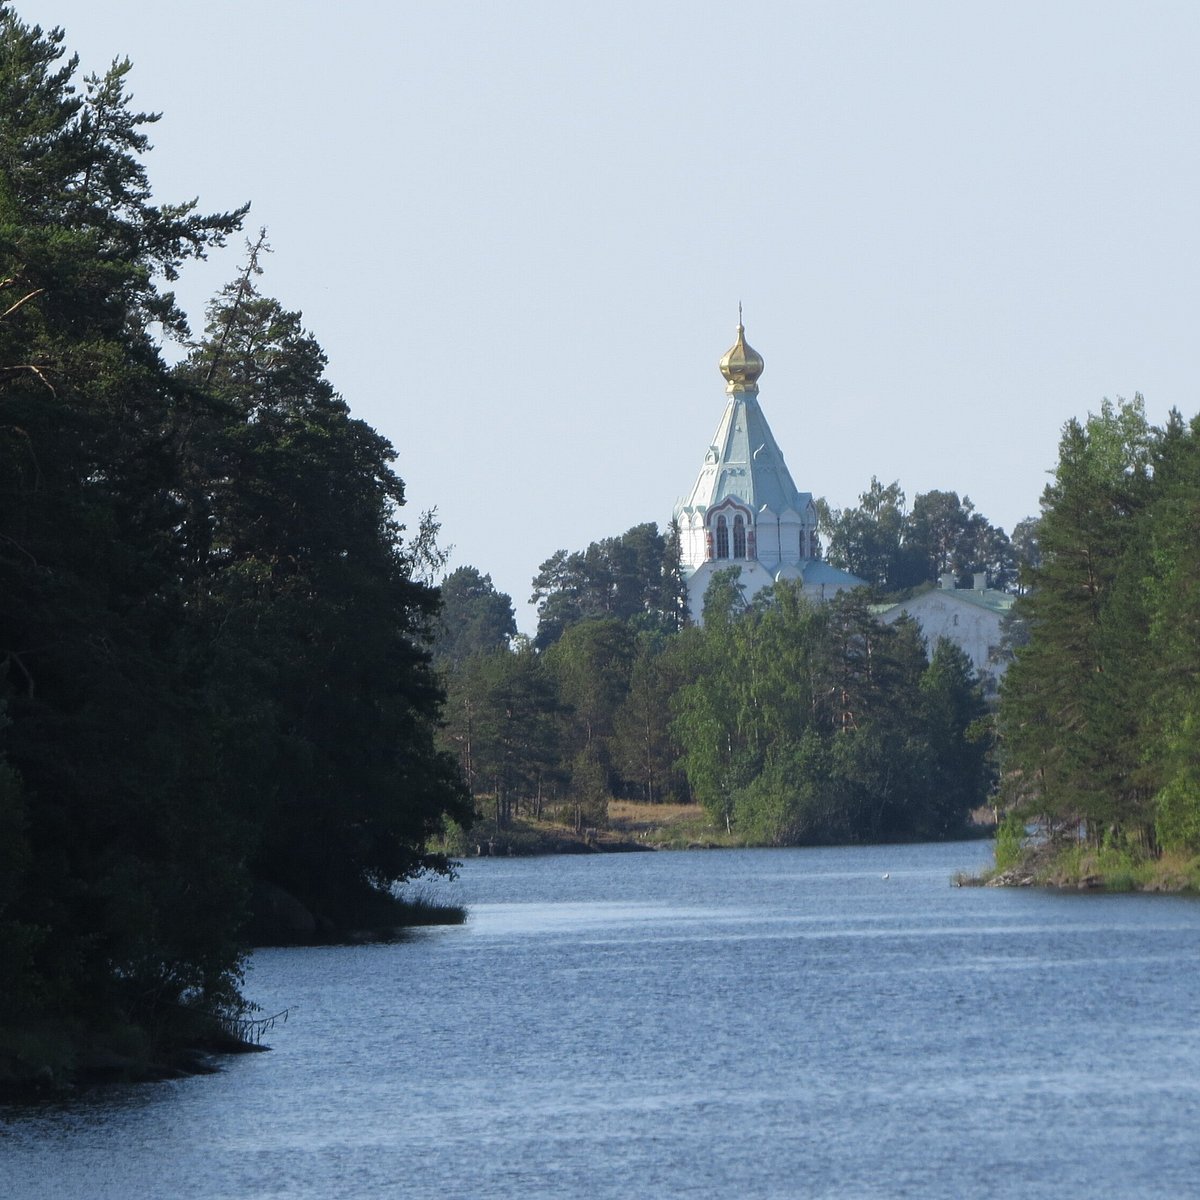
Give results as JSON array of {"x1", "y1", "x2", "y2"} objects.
[
  {"x1": 530, "y1": 521, "x2": 686, "y2": 649},
  {"x1": 433, "y1": 566, "x2": 517, "y2": 669},
  {"x1": 0, "y1": 11, "x2": 249, "y2": 1052},
  {"x1": 0, "y1": 14, "x2": 470, "y2": 1078},
  {"x1": 175, "y1": 266, "x2": 470, "y2": 923}
]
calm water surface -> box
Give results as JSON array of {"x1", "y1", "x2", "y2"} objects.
[{"x1": 4, "y1": 842, "x2": 1200, "y2": 1199}]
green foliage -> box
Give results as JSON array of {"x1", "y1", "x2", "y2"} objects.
[
  {"x1": 821, "y1": 480, "x2": 1016, "y2": 593},
  {"x1": 1154, "y1": 741, "x2": 1200, "y2": 853},
  {"x1": 440, "y1": 640, "x2": 562, "y2": 828},
  {"x1": 440, "y1": 554, "x2": 697, "y2": 834},
  {"x1": 993, "y1": 811, "x2": 1026, "y2": 872},
  {"x1": 918, "y1": 639, "x2": 993, "y2": 836},
  {"x1": 671, "y1": 579, "x2": 992, "y2": 844},
  {"x1": 432, "y1": 566, "x2": 517, "y2": 668},
  {"x1": 545, "y1": 619, "x2": 636, "y2": 746},
  {"x1": 999, "y1": 397, "x2": 1200, "y2": 871},
  {"x1": 0, "y1": 13, "x2": 469, "y2": 1077},
  {"x1": 1009, "y1": 516, "x2": 1041, "y2": 593},
  {"x1": 568, "y1": 743, "x2": 610, "y2": 832},
  {"x1": 999, "y1": 397, "x2": 1160, "y2": 844},
  {"x1": 822, "y1": 477, "x2": 914, "y2": 590},
  {"x1": 610, "y1": 631, "x2": 691, "y2": 805},
  {"x1": 542, "y1": 617, "x2": 639, "y2": 820},
  {"x1": 733, "y1": 730, "x2": 829, "y2": 845},
  {"x1": 530, "y1": 521, "x2": 686, "y2": 649}
]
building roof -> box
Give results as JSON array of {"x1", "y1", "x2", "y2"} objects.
[
  {"x1": 878, "y1": 585, "x2": 1016, "y2": 619},
  {"x1": 674, "y1": 321, "x2": 812, "y2": 520},
  {"x1": 797, "y1": 560, "x2": 865, "y2": 588}
]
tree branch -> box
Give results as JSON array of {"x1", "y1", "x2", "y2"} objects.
[{"x1": 1, "y1": 288, "x2": 45, "y2": 321}]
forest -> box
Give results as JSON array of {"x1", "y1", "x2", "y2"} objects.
[
  {"x1": 0, "y1": 12, "x2": 468, "y2": 1086},
  {"x1": 436, "y1": 512, "x2": 998, "y2": 850},
  {"x1": 996, "y1": 397, "x2": 1200, "y2": 884}
]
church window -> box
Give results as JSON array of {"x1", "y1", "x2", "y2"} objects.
[
  {"x1": 733, "y1": 514, "x2": 746, "y2": 558},
  {"x1": 716, "y1": 515, "x2": 729, "y2": 559}
]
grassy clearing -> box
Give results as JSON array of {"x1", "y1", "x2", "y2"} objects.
[
  {"x1": 606, "y1": 800, "x2": 740, "y2": 848},
  {"x1": 437, "y1": 800, "x2": 740, "y2": 856}
]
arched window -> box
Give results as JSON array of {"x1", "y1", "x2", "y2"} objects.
[
  {"x1": 733, "y1": 514, "x2": 746, "y2": 558},
  {"x1": 798, "y1": 529, "x2": 807, "y2": 559},
  {"x1": 716, "y1": 515, "x2": 729, "y2": 559}
]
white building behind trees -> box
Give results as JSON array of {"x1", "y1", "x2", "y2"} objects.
[{"x1": 877, "y1": 574, "x2": 1015, "y2": 694}]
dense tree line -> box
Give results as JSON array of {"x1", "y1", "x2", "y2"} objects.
[
  {"x1": 999, "y1": 397, "x2": 1200, "y2": 859},
  {"x1": 438, "y1": 535, "x2": 691, "y2": 832},
  {"x1": 0, "y1": 13, "x2": 466, "y2": 1080},
  {"x1": 674, "y1": 573, "x2": 991, "y2": 843},
  {"x1": 437, "y1": 534, "x2": 994, "y2": 844},
  {"x1": 818, "y1": 479, "x2": 1032, "y2": 593},
  {"x1": 529, "y1": 521, "x2": 687, "y2": 649}
]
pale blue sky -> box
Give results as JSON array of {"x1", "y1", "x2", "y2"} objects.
[{"x1": 17, "y1": 1, "x2": 1200, "y2": 630}]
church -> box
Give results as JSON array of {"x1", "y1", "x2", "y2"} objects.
[{"x1": 674, "y1": 318, "x2": 864, "y2": 620}]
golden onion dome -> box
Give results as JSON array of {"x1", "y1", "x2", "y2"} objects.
[{"x1": 718, "y1": 316, "x2": 765, "y2": 391}]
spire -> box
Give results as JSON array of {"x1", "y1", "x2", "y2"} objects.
[
  {"x1": 675, "y1": 319, "x2": 801, "y2": 520},
  {"x1": 718, "y1": 311, "x2": 765, "y2": 394}
]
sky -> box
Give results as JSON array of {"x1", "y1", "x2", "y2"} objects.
[{"x1": 15, "y1": 0, "x2": 1200, "y2": 632}]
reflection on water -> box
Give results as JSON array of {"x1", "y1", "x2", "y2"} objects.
[{"x1": 5, "y1": 842, "x2": 1200, "y2": 1199}]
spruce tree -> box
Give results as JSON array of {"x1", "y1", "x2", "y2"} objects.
[{"x1": 999, "y1": 398, "x2": 1157, "y2": 842}]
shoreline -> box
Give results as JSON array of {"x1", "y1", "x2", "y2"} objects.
[
  {"x1": 447, "y1": 802, "x2": 997, "y2": 858},
  {"x1": 0, "y1": 1028, "x2": 269, "y2": 1106},
  {"x1": 966, "y1": 840, "x2": 1200, "y2": 894}
]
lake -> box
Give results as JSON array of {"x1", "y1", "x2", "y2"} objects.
[{"x1": 4, "y1": 841, "x2": 1200, "y2": 1198}]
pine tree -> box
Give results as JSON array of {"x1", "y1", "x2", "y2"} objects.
[
  {"x1": 999, "y1": 398, "x2": 1157, "y2": 842},
  {"x1": 441, "y1": 641, "x2": 562, "y2": 828},
  {"x1": 0, "y1": 10, "x2": 248, "y2": 1059},
  {"x1": 432, "y1": 566, "x2": 517, "y2": 669},
  {"x1": 1141, "y1": 412, "x2": 1200, "y2": 850},
  {"x1": 175, "y1": 263, "x2": 470, "y2": 923}
]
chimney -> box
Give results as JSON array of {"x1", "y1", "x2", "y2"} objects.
[
  {"x1": 938, "y1": 573, "x2": 955, "y2": 590},
  {"x1": 973, "y1": 572, "x2": 987, "y2": 591}
]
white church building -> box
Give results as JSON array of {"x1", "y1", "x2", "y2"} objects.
[
  {"x1": 876, "y1": 574, "x2": 1015, "y2": 695},
  {"x1": 674, "y1": 320, "x2": 864, "y2": 620}
]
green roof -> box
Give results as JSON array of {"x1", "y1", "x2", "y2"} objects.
[
  {"x1": 674, "y1": 390, "x2": 813, "y2": 520},
  {"x1": 878, "y1": 587, "x2": 1015, "y2": 618}
]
